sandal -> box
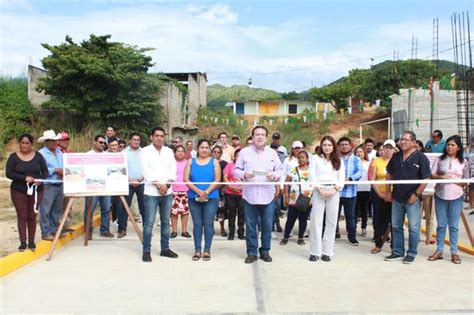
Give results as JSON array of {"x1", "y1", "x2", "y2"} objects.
[
  {"x1": 192, "y1": 252, "x2": 201, "y2": 261},
  {"x1": 427, "y1": 251, "x2": 443, "y2": 261},
  {"x1": 279, "y1": 239, "x2": 288, "y2": 245},
  {"x1": 451, "y1": 254, "x2": 461, "y2": 264},
  {"x1": 203, "y1": 251, "x2": 211, "y2": 261},
  {"x1": 297, "y1": 239, "x2": 305, "y2": 246},
  {"x1": 370, "y1": 247, "x2": 381, "y2": 254}
]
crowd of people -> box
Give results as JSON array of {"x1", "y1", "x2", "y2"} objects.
[{"x1": 5, "y1": 125, "x2": 472, "y2": 265}]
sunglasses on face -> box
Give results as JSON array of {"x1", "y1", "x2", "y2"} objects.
[{"x1": 98, "y1": 141, "x2": 106, "y2": 144}]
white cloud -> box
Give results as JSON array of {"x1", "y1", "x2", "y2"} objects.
[
  {"x1": 0, "y1": 0, "x2": 32, "y2": 11},
  {"x1": 187, "y1": 4, "x2": 238, "y2": 25}
]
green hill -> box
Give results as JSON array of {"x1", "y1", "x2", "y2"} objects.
[{"x1": 207, "y1": 84, "x2": 280, "y2": 110}]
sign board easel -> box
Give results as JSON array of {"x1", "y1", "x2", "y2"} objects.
[{"x1": 46, "y1": 152, "x2": 143, "y2": 261}]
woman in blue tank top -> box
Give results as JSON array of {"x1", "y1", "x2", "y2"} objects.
[{"x1": 184, "y1": 139, "x2": 221, "y2": 261}]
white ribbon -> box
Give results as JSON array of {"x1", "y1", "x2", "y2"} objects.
[{"x1": 26, "y1": 182, "x2": 39, "y2": 213}]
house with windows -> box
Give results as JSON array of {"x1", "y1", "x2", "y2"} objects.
[
  {"x1": 27, "y1": 65, "x2": 207, "y2": 142},
  {"x1": 228, "y1": 100, "x2": 334, "y2": 116}
]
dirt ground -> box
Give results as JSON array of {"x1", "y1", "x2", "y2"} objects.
[{"x1": 0, "y1": 186, "x2": 86, "y2": 257}]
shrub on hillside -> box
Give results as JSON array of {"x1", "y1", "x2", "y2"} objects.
[{"x1": 0, "y1": 78, "x2": 35, "y2": 151}]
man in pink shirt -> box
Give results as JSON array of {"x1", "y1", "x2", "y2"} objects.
[{"x1": 234, "y1": 125, "x2": 282, "y2": 264}]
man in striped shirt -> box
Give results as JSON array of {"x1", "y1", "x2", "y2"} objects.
[{"x1": 234, "y1": 126, "x2": 283, "y2": 264}]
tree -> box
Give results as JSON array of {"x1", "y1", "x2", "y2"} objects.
[
  {"x1": 345, "y1": 68, "x2": 371, "y2": 100},
  {"x1": 38, "y1": 34, "x2": 163, "y2": 134},
  {"x1": 310, "y1": 84, "x2": 350, "y2": 109},
  {"x1": 281, "y1": 91, "x2": 299, "y2": 100},
  {"x1": 0, "y1": 78, "x2": 34, "y2": 150}
]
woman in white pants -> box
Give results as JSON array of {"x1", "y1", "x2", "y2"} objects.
[{"x1": 309, "y1": 135, "x2": 345, "y2": 262}]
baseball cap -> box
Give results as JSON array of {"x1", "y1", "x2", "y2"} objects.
[
  {"x1": 59, "y1": 132, "x2": 70, "y2": 140},
  {"x1": 232, "y1": 135, "x2": 240, "y2": 140},
  {"x1": 383, "y1": 139, "x2": 396, "y2": 148},
  {"x1": 292, "y1": 141, "x2": 303, "y2": 149},
  {"x1": 272, "y1": 132, "x2": 281, "y2": 139}
]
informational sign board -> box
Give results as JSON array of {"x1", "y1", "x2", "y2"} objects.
[
  {"x1": 63, "y1": 153, "x2": 129, "y2": 196},
  {"x1": 424, "y1": 153, "x2": 442, "y2": 194}
]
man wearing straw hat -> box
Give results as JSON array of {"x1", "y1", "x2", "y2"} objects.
[{"x1": 38, "y1": 130, "x2": 64, "y2": 241}]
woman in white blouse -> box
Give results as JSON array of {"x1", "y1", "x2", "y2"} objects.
[{"x1": 309, "y1": 136, "x2": 345, "y2": 262}]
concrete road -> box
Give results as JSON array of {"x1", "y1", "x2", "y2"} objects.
[{"x1": 1, "y1": 222, "x2": 473, "y2": 314}]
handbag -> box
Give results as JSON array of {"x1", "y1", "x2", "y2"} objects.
[{"x1": 293, "y1": 167, "x2": 311, "y2": 212}]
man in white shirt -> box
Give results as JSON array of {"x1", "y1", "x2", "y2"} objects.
[
  {"x1": 140, "y1": 127, "x2": 178, "y2": 262},
  {"x1": 364, "y1": 138, "x2": 377, "y2": 160}
]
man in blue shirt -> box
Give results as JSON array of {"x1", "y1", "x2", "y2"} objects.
[
  {"x1": 38, "y1": 130, "x2": 64, "y2": 241},
  {"x1": 336, "y1": 137, "x2": 363, "y2": 246},
  {"x1": 425, "y1": 129, "x2": 446, "y2": 153},
  {"x1": 118, "y1": 132, "x2": 145, "y2": 238}
]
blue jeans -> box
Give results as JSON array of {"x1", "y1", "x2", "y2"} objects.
[
  {"x1": 434, "y1": 195, "x2": 463, "y2": 254},
  {"x1": 40, "y1": 184, "x2": 64, "y2": 236},
  {"x1": 338, "y1": 197, "x2": 357, "y2": 241},
  {"x1": 125, "y1": 184, "x2": 145, "y2": 227},
  {"x1": 143, "y1": 194, "x2": 172, "y2": 253},
  {"x1": 391, "y1": 199, "x2": 421, "y2": 257},
  {"x1": 188, "y1": 198, "x2": 219, "y2": 252},
  {"x1": 84, "y1": 196, "x2": 111, "y2": 234},
  {"x1": 244, "y1": 200, "x2": 275, "y2": 257}
]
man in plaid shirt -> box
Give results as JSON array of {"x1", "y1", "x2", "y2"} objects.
[{"x1": 336, "y1": 137, "x2": 363, "y2": 245}]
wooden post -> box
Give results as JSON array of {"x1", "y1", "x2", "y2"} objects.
[
  {"x1": 119, "y1": 196, "x2": 143, "y2": 243},
  {"x1": 460, "y1": 211, "x2": 474, "y2": 248},
  {"x1": 46, "y1": 197, "x2": 74, "y2": 261},
  {"x1": 84, "y1": 197, "x2": 94, "y2": 246}
]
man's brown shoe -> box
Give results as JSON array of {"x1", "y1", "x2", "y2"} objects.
[
  {"x1": 100, "y1": 231, "x2": 115, "y2": 238},
  {"x1": 370, "y1": 247, "x2": 381, "y2": 254},
  {"x1": 244, "y1": 255, "x2": 258, "y2": 264},
  {"x1": 427, "y1": 251, "x2": 443, "y2": 261},
  {"x1": 117, "y1": 231, "x2": 127, "y2": 238},
  {"x1": 260, "y1": 254, "x2": 273, "y2": 263}
]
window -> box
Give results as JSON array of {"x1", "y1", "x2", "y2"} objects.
[{"x1": 288, "y1": 104, "x2": 297, "y2": 114}]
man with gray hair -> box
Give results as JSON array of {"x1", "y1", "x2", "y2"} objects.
[{"x1": 384, "y1": 131, "x2": 431, "y2": 264}]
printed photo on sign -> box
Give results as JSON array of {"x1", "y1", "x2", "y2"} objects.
[{"x1": 63, "y1": 153, "x2": 129, "y2": 196}]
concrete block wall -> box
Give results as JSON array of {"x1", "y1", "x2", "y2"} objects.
[
  {"x1": 28, "y1": 65, "x2": 51, "y2": 108},
  {"x1": 391, "y1": 82, "x2": 460, "y2": 143},
  {"x1": 159, "y1": 82, "x2": 188, "y2": 140},
  {"x1": 186, "y1": 74, "x2": 200, "y2": 126}
]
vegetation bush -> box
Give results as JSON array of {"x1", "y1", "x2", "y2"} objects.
[{"x1": 0, "y1": 77, "x2": 35, "y2": 152}]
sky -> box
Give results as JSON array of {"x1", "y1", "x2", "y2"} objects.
[{"x1": 0, "y1": 0, "x2": 472, "y2": 92}]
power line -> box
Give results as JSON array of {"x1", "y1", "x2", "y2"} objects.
[{"x1": 210, "y1": 40, "x2": 456, "y2": 80}]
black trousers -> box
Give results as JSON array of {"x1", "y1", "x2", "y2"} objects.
[
  {"x1": 283, "y1": 206, "x2": 309, "y2": 239},
  {"x1": 355, "y1": 191, "x2": 370, "y2": 229},
  {"x1": 371, "y1": 191, "x2": 392, "y2": 249},
  {"x1": 226, "y1": 194, "x2": 245, "y2": 236}
]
